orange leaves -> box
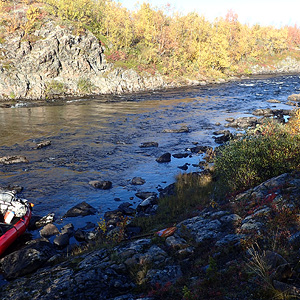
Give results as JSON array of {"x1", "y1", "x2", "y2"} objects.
[{"x1": 287, "y1": 108, "x2": 300, "y2": 135}]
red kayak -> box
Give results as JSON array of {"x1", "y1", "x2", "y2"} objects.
[{"x1": 0, "y1": 192, "x2": 33, "y2": 256}]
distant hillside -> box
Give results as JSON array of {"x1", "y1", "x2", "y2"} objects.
[{"x1": 0, "y1": 0, "x2": 300, "y2": 100}]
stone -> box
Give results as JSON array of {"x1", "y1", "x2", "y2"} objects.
[
  {"x1": 263, "y1": 251, "x2": 288, "y2": 269},
  {"x1": 89, "y1": 180, "x2": 112, "y2": 189},
  {"x1": 64, "y1": 201, "x2": 97, "y2": 218},
  {"x1": 40, "y1": 223, "x2": 59, "y2": 237},
  {"x1": 158, "y1": 183, "x2": 176, "y2": 198},
  {"x1": 53, "y1": 233, "x2": 70, "y2": 248},
  {"x1": 0, "y1": 239, "x2": 56, "y2": 279},
  {"x1": 287, "y1": 94, "x2": 300, "y2": 101},
  {"x1": 131, "y1": 177, "x2": 146, "y2": 185},
  {"x1": 135, "y1": 192, "x2": 157, "y2": 200},
  {"x1": 220, "y1": 214, "x2": 242, "y2": 224},
  {"x1": 35, "y1": 213, "x2": 55, "y2": 228},
  {"x1": 224, "y1": 116, "x2": 258, "y2": 129},
  {"x1": 146, "y1": 265, "x2": 182, "y2": 285},
  {"x1": 0, "y1": 156, "x2": 29, "y2": 165},
  {"x1": 172, "y1": 153, "x2": 189, "y2": 158},
  {"x1": 178, "y1": 163, "x2": 189, "y2": 170},
  {"x1": 162, "y1": 125, "x2": 189, "y2": 133},
  {"x1": 213, "y1": 131, "x2": 233, "y2": 144},
  {"x1": 288, "y1": 232, "x2": 300, "y2": 249},
  {"x1": 117, "y1": 202, "x2": 135, "y2": 215},
  {"x1": 267, "y1": 99, "x2": 281, "y2": 103},
  {"x1": 215, "y1": 234, "x2": 244, "y2": 247},
  {"x1": 165, "y1": 235, "x2": 187, "y2": 249},
  {"x1": 139, "y1": 142, "x2": 158, "y2": 148},
  {"x1": 36, "y1": 140, "x2": 51, "y2": 149},
  {"x1": 225, "y1": 117, "x2": 235, "y2": 122},
  {"x1": 156, "y1": 153, "x2": 171, "y2": 163},
  {"x1": 252, "y1": 108, "x2": 273, "y2": 116},
  {"x1": 186, "y1": 145, "x2": 211, "y2": 154},
  {"x1": 272, "y1": 280, "x2": 300, "y2": 297},
  {"x1": 60, "y1": 223, "x2": 75, "y2": 236}
]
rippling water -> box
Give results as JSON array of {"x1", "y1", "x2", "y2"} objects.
[{"x1": 0, "y1": 74, "x2": 299, "y2": 222}]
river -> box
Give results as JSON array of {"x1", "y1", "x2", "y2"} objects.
[{"x1": 0, "y1": 74, "x2": 299, "y2": 226}]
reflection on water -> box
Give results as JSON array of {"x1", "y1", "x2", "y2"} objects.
[{"x1": 0, "y1": 75, "x2": 299, "y2": 218}]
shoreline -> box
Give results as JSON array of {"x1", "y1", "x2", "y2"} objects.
[{"x1": 0, "y1": 71, "x2": 299, "y2": 107}]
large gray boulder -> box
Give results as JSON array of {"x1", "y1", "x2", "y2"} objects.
[{"x1": 0, "y1": 239, "x2": 56, "y2": 279}]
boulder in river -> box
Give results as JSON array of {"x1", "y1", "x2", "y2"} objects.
[
  {"x1": 156, "y1": 153, "x2": 171, "y2": 163},
  {"x1": 135, "y1": 191, "x2": 158, "y2": 200},
  {"x1": 288, "y1": 94, "x2": 300, "y2": 101},
  {"x1": 39, "y1": 223, "x2": 60, "y2": 237},
  {"x1": 131, "y1": 177, "x2": 146, "y2": 185},
  {"x1": 172, "y1": 153, "x2": 189, "y2": 158},
  {"x1": 224, "y1": 116, "x2": 258, "y2": 129},
  {"x1": 34, "y1": 213, "x2": 55, "y2": 229},
  {"x1": 0, "y1": 156, "x2": 28, "y2": 165},
  {"x1": 162, "y1": 125, "x2": 189, "y2": 133},
  {"x1": 89, "y1": 180, "x2": 112, "y2": 189},
  {"x1": 139, "y1": 142, "x2": 158, "y2": 148},
  {"x1": 64, "y1": 201, "x2": 97, "y2": 218},
  {"x1": 36, "y1": 140, "x2": 51, "y2": 149}
]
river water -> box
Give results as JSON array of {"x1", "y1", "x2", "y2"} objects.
[{"x1": 0, "y1": 74, "x2": 299, "y2": 225}]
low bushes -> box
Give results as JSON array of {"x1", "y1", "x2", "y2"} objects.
[{"x1": 215, "y1": 114, "x2": 300, "y2": 194}]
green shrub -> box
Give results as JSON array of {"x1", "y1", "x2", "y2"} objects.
[
  {"x1": 45, "y1": 80, "x2": 66, "y2": 97},
  {"x1": 214, "y1": 119, "x2": 300, "y2": 193},
  {"x1": 77, "y1": 77, "x2": 94, "y2": 94}
]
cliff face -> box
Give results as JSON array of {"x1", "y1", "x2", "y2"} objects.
[{"x1": 0, "y1": 21, "x2": 166, "y2": 100}]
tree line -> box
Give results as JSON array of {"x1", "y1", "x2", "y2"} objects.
[{"x1": 1, "y1": 0, "x2": 300, "y2": 78}]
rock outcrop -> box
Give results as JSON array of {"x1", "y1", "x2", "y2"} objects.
[{"x1": 0, "y1": 21, "x2": 166, "y2": 101}]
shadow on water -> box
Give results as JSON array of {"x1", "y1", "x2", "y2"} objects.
[{"x1": 0, "y1": 74, "x2": 299, "y2": 221}]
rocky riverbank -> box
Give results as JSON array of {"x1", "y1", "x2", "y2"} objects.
[{"x1": 1, "y1": 170, "x2": 300, "y2": 299}]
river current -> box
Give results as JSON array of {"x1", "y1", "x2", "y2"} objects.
[{"x1": 0, "y1": 74, "x2": 299, "y2": 225}]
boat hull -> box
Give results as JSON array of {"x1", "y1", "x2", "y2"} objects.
[{"x1": 0, "y1": 207, "x2": 32, "y2": 256}]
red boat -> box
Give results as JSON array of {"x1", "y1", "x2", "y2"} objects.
[{"x1": 0, "y1": 192, "x2": 33, "y2": 256}]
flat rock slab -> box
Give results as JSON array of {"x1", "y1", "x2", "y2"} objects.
[
  {"x1": 139, "y1": 142, "x2": 158, "y2": 148},
  {"x1": 36, "y1": 140, "x2": 51, "y2": 149},
  {"x1": 40, "y1": 223, "x2": 59, "y2": 237},
  {"x1": 162, "y1": 125, "x2": 189, "y2": 133},
  {"x1": 64, "y1": 201, "x2": 97, "y2": 218},
  {"x1": 0, "y1": 156, "x2": 28, "y2": 165},
  {"x1": 0, "y1": 240, "x2": 56, "y2": 279}
]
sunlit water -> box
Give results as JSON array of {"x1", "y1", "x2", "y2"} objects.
[{"x1": 0, "y1": 74, "x2": 299, "y2": 226}]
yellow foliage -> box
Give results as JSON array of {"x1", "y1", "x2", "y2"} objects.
[
  {"x1": 287, "y1": 108, "x2": 300, "y2": 135},
  {"x1": 35, "y1": 0, "x2": 300, "y2": 78}
]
